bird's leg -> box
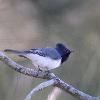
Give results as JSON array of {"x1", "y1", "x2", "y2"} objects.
[
  {"x1": 37, "y1": 66, "x2": 43, "y2": 72},
  {"x1": 44, "y1": 67, "x2": 51, "y2": 73},
  {"x1": 37, "y1": 66, "x2": 51, "y2": 73}
]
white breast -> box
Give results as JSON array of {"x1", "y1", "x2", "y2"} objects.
[{"x1": 26, "y1": 54, "x2": 61, "y2": 70}]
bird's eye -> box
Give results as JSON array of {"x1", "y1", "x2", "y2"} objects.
[
  {"x1": 67, "y1": 50, "x2": 69, "y2": 53},
  {"x1": 66, "y1": 50, "x2": 70, "y2": 53}
]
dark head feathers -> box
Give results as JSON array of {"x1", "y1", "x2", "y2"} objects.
[{"x1": 56, "y1": 43, "x2": 72, "y2": 63}]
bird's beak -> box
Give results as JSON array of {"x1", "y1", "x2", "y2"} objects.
[{"x1": 70, "y1": 50, "x2": 74, "y2": 53}]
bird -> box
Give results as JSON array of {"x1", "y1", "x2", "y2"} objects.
[{"x1": 4, "y1": 43, "x2": 72, "y2": 71}]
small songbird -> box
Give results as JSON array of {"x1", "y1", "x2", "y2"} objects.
[{"x1": 4, "y1": 43, "x2": 72, "y2": 71}]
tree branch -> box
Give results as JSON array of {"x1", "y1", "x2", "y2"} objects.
[
  {"x1": 25, "y1": 79, "x2": 55, "y2": 100},
  {"x1": 0, "y1": 52, "x2": 53, "y2": 79},
  {"x1": 0, "y1": 51, "x2": 99, "y2": 100}
]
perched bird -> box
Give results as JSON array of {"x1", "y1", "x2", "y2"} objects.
[{"x1": 4, "y1": 43, "x2": 72, "y2": 71}]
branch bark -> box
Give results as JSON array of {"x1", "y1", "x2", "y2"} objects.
[
  {"x1": 25, "y1": 79, "x2": 55, "y2": 100},
  {"x1": 0, "y1": 51, "x2": 99, "y2": 100}
]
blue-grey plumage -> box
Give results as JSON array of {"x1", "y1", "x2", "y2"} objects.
[
  {"x1": 4, "y1": 43, "x2": 72, "y2": 70},
  {"x1": 25, "y1": 48, "x2": 62, "y2": 60}
]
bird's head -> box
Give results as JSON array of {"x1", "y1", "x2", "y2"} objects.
[{"x1": 56, "y1": 43, "x2": 73, "y2": 63}]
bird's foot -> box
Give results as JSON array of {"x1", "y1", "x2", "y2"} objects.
[
  {"x1": 44, "y1": 67, "x2": 51, "y2": 73},
  {"x1": 37, "y1": 66, "x2": 51, "y2": 74}
]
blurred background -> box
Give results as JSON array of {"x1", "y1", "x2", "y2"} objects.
[{"x1": 0, "y1": 0, "x2": 100, "y2": 100}]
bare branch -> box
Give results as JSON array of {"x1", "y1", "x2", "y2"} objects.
[
  {"x1": 25, "y1": 79, "x2": 55, "y2": 100},
  {"x1": 0, "y1": 51, "x2": 53, "y2": 79},
  {"x1": 54, "y1": 78, "x2": 96, "y2": 100},
  {"x1": 0, "y1": 51, "x2": 99, "y2": 100}
]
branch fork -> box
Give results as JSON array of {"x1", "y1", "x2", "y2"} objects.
[{"x1": 0, "y1": 51, "x2": 99, "y2": 100}]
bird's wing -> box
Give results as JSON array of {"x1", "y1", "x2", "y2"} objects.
[
  {"x1": 26, "y1": 48, "x2": 61, "y2": 60},
  {"x1": 24, "y1": 48, "x2": 46, "y2": 57},
  {"x1": 4, "y1": 48, "x2": 61, "y2": 60}
]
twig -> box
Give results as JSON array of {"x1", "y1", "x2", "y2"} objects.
[
  {"x1": 25, "y1": 79, "x2": 55, "y2": 100},
  {"x1": 0, "y1": 51, "x2": 99, "y2": 100}
]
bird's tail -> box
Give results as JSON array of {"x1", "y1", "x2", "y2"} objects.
[
  {"x1": 4, "y1": 49, "x2": 28, "y2": 58},
  {"x1": 4, "y1": 49, "x2": 23, "y2": 54},
  {"x1": 4, "y1": 49, "x2": 27, "y2": 55}
]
